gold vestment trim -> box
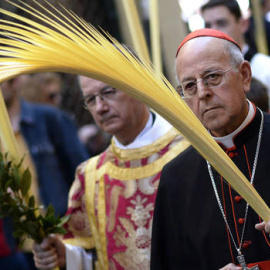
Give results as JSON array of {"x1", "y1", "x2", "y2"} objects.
[
  {"x1": 111, "y1": 128, "x2": 180, "y2": 160},
  {"x1": 63, "y1": 237, "x2": 95, "y2": 249},
  {"x1": 85, "y1": 156, "x2": 108, "y2": 269},
  {"x1": 91, "y1": 138, "x2": 189, "y2": 180},
  {"x1": 98, "y1": 176, "x2": 108, "y2": 269}
]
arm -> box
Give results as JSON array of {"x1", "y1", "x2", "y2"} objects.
[{"x1": 47, "y1": 109, "x2": 89, "y2": 186}]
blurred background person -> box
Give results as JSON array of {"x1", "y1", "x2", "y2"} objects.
[
  {"x1": 22, "y1": 72, "x2": 63, "y2": 107},
  {"x1": 21, "y1": 72, "x2": 111, "y2": 156},
  {"x1": 262, "y1": 0, "x2": 270, "y2": 54},
  {"x1": 248, "y1": 0, "x2": 270, "y2": 55},
  {"x1": 247, "y1": 77, "x2": 270, "y2": 112},
  {"x1": 0, "y1": 74, "x2": 89, "y2": 269}
]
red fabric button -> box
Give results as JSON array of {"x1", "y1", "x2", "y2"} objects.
[
  {"x1": 234, "y1": 196, "x2": 242, "y2": 202},
  {"x1": 242, "y1": 241, "x2": 251, "y2": 249},
  {"x1": 238, "y1": 218, "x2": 245, "y2": 224}
]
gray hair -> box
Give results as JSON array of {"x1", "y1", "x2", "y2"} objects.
[{"x1": 222, "y1": 39, "x2": 244, "y2": 66}]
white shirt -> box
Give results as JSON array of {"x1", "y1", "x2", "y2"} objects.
[
  {"x1": 113, "y1": 112, "x2": 172, "y2": 149},
  {"x1": 214, "y1": 100, "x2": 255, "y2": 149}
]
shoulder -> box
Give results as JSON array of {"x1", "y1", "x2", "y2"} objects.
[
  {"x1": 21, "y1": 100, "x2": 73, "y2": 119},
  {"x1": 162, "y1": 145, "x2": 199, "y2": 174},
  {"x1": 263, "y1": 112, "x2": 270, "y2": 132},
  {"x1": 75, "y1": 159, "x2": 90, "y2": 176},
  {"x1": 75, "y1": 151, "x2": 106, "y2": 176},
  {"x1": 158, "y1": 145, "x2": 205, "y2": 196},
  {"x1": 22, "y1": 101, "x2": 77, "y2": 128},
  {"x1": 69, "y1": 156, "x2": 100, "y2": 195}
]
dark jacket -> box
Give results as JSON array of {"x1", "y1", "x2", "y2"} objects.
[
  {"x1": 20, "y1": 100, "x2": 89, "y2": 216},
  {"x1": 151, "y1": 109, "x2": 270, "y2": 269},
  {"x1": 1, "y1": 100, "x2": 89, "y2": 265}
]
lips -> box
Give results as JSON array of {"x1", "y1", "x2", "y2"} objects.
[
  {"x1": 100, "y1": 115, "x2": 117, "y2": 123},
  {"x1": 203, "y1": 106, "x2": 219, "y2": 115}
]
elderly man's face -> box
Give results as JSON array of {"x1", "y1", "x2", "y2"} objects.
[
  {"x1": 176, "y1": 37, "x2": 251, "y2": 137},
  {"x1": 79, "y1": 76, "x2": 146, "y2": 137}
]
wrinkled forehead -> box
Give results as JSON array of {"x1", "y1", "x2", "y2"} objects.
[
  {"x1": 79, "y1": 76, "x2": 109, "y2": 93},
  {"x1": 175, "y1": 37, "x2": 231, "y2": 80}
]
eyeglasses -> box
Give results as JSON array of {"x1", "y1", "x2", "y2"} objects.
[
  {"x1": 83, "y1": 87, "x2": 118, "y2": 109},
  {"x1": 177, "y1": 66, "x2": 238, "y2": 98}
]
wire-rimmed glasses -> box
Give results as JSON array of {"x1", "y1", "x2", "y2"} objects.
[
  {"x1": 83, "y1": 87, "x2": 118, "y2": 109},
  {"x1": 177, "y1": 66, "x2": 238, "y2": 98}
]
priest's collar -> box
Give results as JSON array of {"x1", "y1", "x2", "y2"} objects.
[
  {"x1": 113, "y1": 112, "x2": 172, "y2": 149},
  {"x1": 113, "y1": 111, "x2": 153, "y2": 149},
  {"x1": 213, "y1": 100, "x2": 255, "y2": 149}
]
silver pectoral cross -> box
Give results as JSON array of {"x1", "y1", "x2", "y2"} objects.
[{"x1": 237, "y1": 254, "x2": 259, "y2": 270}]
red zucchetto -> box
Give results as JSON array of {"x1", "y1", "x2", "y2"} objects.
[{"x1": 176, "y1": 28, "x2": 241, "y2": 56}]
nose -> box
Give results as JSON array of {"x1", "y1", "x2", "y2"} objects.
[
  {"x1": 196, "y1": 80, "x2": 212, "y2": 99},
  {"x1": 95, "y1": 96, "x2": 109, "y2": 113}
]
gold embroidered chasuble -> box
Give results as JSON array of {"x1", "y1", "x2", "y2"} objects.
[{"x1": 63, "y1": 128, "x2": 189, "y2": 270}]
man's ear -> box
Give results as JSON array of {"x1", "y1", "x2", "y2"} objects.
[{"x1": 239, "y1": 61, "x2": 252, "y2": 93}]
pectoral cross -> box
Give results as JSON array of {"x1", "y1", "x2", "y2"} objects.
[{"x1": 237, "y1": 254, "x2": 259, "y2": 270}]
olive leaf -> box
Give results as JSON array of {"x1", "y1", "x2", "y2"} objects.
[{"x1": 0, "y1": 152, "x2": 69, "y2": 244}]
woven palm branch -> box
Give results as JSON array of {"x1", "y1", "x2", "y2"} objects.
[{"x1": 0, "y1": 0, "x2": 269, "y2": 221}]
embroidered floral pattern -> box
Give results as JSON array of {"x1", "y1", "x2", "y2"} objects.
[
  {"x1": 127, "y1": 196, "x2": 154, "y2": 227},
  {"x1": 111, "y1": 195, "x2": 154, "y2": 269}
]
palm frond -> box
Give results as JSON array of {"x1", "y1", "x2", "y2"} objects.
[{"x1": 0, "y1": 0, "x2": 269, "y2": 221}]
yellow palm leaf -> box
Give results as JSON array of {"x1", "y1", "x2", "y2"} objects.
[
  {"x1": 120, "y1": 0, "x2": 150, "y2": 64},
  {"x1": 0, "y1": 0, "x2": 269, "y2": 222},
  {"x1": 0, "y1": 88, "x2": 21, "y2": 162},
  {"x1": 150, "y1": 0, "x2": 162, "y2": 74}
]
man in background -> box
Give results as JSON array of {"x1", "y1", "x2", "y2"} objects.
[
  {"x1": 21, "y1": 72, "x2": 63, "y2": 107},
  {"x1": 32, "y1": 76, "x2": 187, "y2": 270},
  {"x1": 247, "y1": 77, "x2": 269, "y2": 112}
]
